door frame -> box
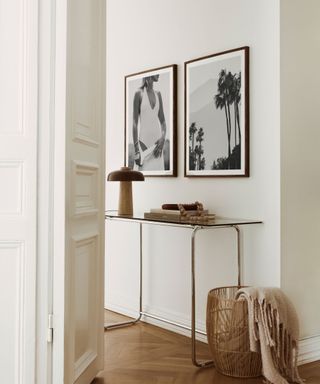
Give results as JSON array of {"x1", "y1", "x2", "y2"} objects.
[
  {"x1": 37, "y1": 0, "x2": 68, "y2": 383},
  {"x1": 51, "y1": 0, "x2": 68, "y2": 382}
]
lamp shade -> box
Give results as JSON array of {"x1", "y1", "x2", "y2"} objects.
[{"x1": 107, "y1": 166, "x2": 144, "y2": 182}]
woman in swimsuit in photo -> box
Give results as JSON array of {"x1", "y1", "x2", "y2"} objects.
[{"x1": 132, "y1": 75, "x2": 167, "y2": 171}]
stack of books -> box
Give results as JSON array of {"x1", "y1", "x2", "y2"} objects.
[{"x1": 144, "y1": 208, "x2": 215, "y2": 223}]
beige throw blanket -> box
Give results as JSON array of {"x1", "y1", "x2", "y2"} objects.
[{"x1": 235, "y1": 287, "x2": 303, "y2": 384}]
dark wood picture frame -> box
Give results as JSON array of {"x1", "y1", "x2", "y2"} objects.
[
  {"x1": 184, "y1": 46, "x2": 249, "y2": 177},
  {"x1": 125, "y1": 64, "x2": 177, "y2": 177}
]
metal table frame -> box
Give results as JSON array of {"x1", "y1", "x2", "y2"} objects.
[{"x1": 104, "y1": 213, "x2": 261, "y2": 368}]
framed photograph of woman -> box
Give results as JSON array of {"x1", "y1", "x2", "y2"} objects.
[
  {"x1": 125, "y1": 64, "x2": 177, "y2": 177},
  {"x1": 185, "y1": 46, "x2": 249, "y2": 177}
]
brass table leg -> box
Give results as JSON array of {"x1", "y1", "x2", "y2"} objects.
[
  {"x1": 190, "y1": 225, "x2": 242, "y2": 367},
  {"x1": 191, "y1": 226, "x2": 214, "y2": 368}
]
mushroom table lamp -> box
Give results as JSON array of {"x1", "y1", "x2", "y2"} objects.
[{"x1": 107, "y1": 166, "x2": 144, "y2": 215}]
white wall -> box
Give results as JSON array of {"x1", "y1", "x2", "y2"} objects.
[
  {"x1": 105, "y1": 0, "x2": 281, "y2": 334},
  {"x1": 280, "y1": 0, "x2": 320, "y2": 340}
]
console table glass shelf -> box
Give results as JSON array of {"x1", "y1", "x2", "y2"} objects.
[
  {"x1": 105, "y1": 210, "x2": 262, "y2": 227},
  {"x1": 105, "y1": 210, "x2": 262, "y2": 368}
]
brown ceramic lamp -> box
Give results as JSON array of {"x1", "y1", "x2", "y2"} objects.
[{"x1": 107, "y1": 166, "x2": 144, "y2": 215}]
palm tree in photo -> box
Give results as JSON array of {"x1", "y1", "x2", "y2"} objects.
[
  {"x1": 230, "y1": 73, "x2": 238, "y2": 147},
  {"x1": 234, "y1": 72, "x2": 241, "y2": 148},
  {"x1": 194, "y1": 145, "x2": 201, "y2": 170},
  {"x1": 189, "y1": 122, "x2": 197, "y2": 170},
  {"x1": 228, "y1": 72, "x2": 241, "y2": 169},
  {"x1": 229, "y1": 72, "x2": 241, "y2": 149},
  {"x1": 215, "y1": 69, "x2": 232, "y2": 168},
  {"x1": 189, "y1": 122, "x2": 197, "y2": 152},
  {"x1": 195, "y1": 127, "x2": 205, "y2": 170},
  {"x1": 225, "y1": 71, "x2": 234, "y2": 150},
  {"x1": 200, "y1": 157, "x2": 206, "y2": 170},
  {"x1": 212, "y1": 156, "x2": 228, "y2": 170}
]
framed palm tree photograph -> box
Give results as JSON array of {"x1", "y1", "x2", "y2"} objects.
[{"x1": 184, "y1": 47, "x2": 249, "y2": 177}]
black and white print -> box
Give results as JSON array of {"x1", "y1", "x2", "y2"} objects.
[
  {"x1": 185, "y1": 47, "x2": 249, "y2": 177},
  {"x1": 125, "y1": 65, "x2": 177, "y2": 177}
]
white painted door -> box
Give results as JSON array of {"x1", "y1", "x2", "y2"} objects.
[
  {"x1": 0, "y1": 0, "x2": 38, "y2": 383},
  {"x1": 52, "y1": 0, "x2": 106, "y2": 383},
  {"x1": 65, "y1": 0, "x2": 106, "y2": 382}
]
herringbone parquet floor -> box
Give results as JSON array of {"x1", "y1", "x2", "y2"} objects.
[{"x1": 93, "y1": 311, "x2": 320, "y2": 384}]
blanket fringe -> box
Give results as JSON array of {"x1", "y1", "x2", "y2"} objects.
[{"x1": 237, "y1": 289, "x2": 303, "y2": 384}]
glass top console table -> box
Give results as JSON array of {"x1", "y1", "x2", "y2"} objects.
[{"x1": 105, "y1": 210, "x2": 262, "y2": 368}]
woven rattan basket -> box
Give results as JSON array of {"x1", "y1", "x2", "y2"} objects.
[{"x1": 206, "y1": 286, "x2": 262, "y2": 378}]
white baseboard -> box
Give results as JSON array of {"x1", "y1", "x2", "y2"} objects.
[
  {"x1": 105, "y1": 303, "x2": 320, "y2": 365},
  {"x1": 105, "y1": 301, "x2": 139, "y2": 320},
  {"x1": 298, "y1": 335, "x2": 320, "y2": 365},
  {"x1": 105, "y1": 302, "x2": 208, "y2": 343}
]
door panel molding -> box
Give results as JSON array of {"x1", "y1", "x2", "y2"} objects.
[
  {"x1": 0, "y1": 241, "x2": 25, "y2": 383},
  {"x1": 0, "y1": 161, "x2": 24, "y2": 215},
  {"x1": 71, "y1": 233, "x2": 99, "y2": 380},
  {"x1": 72, "y1": 161, "x2": 100, "y2": 217},
  {"x1": 0, "y1": 0, "x2": 38, "y2": 382},
  {"x1": 73, "y1": 122, "x2": 100, "y2": 148}
]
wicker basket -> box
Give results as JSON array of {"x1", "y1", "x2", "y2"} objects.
[{"x1": 206, "y1": 286, "x2": 262, "y2": 378}]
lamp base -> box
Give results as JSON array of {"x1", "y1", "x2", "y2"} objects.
[{"x1": 118, "y1": 181, "x2": 133, "y2": 215}]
